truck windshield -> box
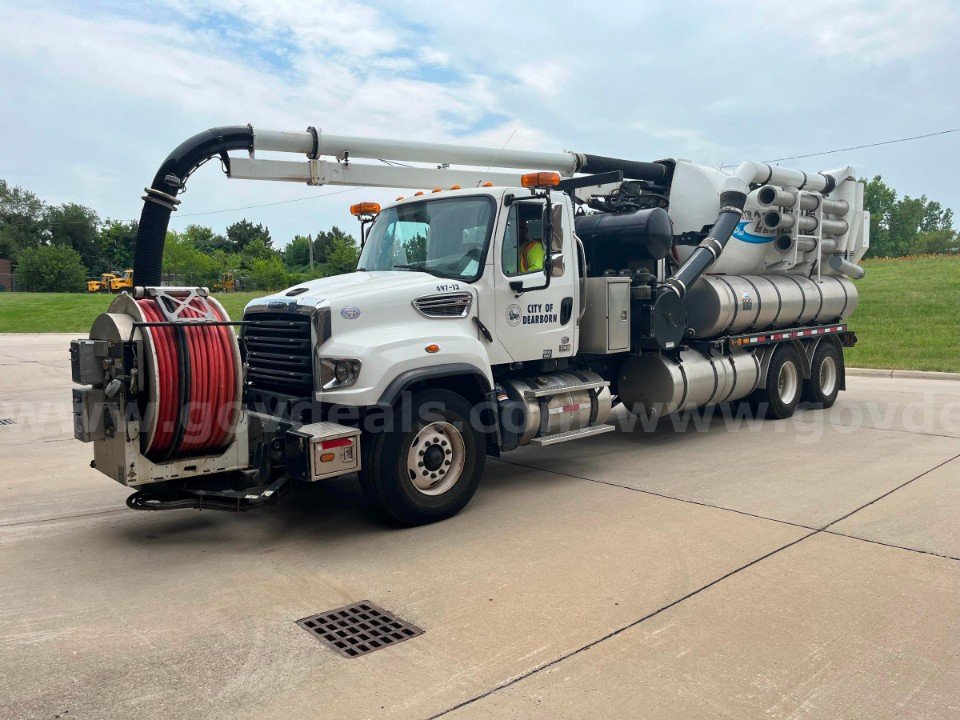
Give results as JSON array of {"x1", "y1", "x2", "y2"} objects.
[{"x1": 357, "y1": 196, "x2": 495, "y2": 281}]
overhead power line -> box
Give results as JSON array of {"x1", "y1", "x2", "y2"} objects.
[
  {"x1": 764, "y1": 127, "x2": 960, "y2": 163},
  {"x1": 171, "y1": 186, "x2": 360, "y2": 219}
]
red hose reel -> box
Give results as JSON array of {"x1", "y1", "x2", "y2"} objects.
[{"x1": 132, "y1": 290, "x2": 241, "y2": 460}]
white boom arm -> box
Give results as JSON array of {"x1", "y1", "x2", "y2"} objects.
[
  {"x1": 253, "y1": 129, "x2": 581, "y2": 172},
  {"x1": 228, "y1": 127, "x2": 585, "y2": 191},
  {"x1": 228, "y1": 157, "x2": 530, "y2": 190}
]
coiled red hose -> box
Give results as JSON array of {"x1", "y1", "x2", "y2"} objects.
[{"x1": 137, "y1": 296, "x2": 238, "y2": 459}]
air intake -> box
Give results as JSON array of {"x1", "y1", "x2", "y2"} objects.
[{"x1": 412, "y1": 292, "x2": 473, "y2": 318}]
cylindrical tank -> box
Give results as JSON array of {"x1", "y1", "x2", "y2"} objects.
[
  {"x1": 575, "y1": 207, "x2": 673, "y2": 276},
  {"x1": 683, "y1": 274, "x2": 858, "y2": 338},
  {"x1": 618, "y1": 349, "x2": 760, "y2": 418},
  {"x1": 501, "y1": 370, "x2": 613, "y2": 446}
]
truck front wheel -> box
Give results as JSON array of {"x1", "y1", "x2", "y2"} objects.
[{"x1": 359, "y1": 389, "x2": 485, "y2": 526}]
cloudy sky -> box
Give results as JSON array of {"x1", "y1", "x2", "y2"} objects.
[{"x1": 1, "y1": 0, "x2": 958, "y2": 245}]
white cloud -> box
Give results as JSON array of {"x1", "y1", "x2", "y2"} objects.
[
  {"x1": 761, "y1": 0, "x2": 958, "y2": 62},
  {"x1": 0, "y1": 0, "x2": 958, "y2": 245}
]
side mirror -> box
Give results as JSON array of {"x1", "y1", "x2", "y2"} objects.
[{"x1": 550, "y1": 204, "x2": 563, "y2": 252}]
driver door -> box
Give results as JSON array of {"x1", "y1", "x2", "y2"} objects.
[{"x1": 493, "y1": 197, "x2": 577, "y2": 363}]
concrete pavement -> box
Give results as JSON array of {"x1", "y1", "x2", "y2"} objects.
[{"x1": 1, "y1": 334, "x2": 958, "y2": 719}]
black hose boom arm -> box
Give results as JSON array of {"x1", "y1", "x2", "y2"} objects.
[{"x1": 133, "y1": 126, "x2": 254, "y2": 286}]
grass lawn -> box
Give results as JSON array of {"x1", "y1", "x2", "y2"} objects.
[
  {"x1": 0, "y1": 291, "x2": 262, "y2": 334},
  {"x1": 1, "y1": 257, "x2": 958, "y2": 371},
  {"x1": 843, "y1": 255, "x2": 960, "y2": 372}
]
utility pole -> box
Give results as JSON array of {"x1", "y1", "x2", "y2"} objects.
[{"x1": 308, "y1": 233, "x2": 314, "y2": 273}]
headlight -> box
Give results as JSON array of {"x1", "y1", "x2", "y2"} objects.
[{"x1": 319, "y1": 358, "x2": 362, "y2": 389}]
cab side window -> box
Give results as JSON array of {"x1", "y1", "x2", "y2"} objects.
[{"x1": 501, "y1": 202, "x2": 545, "y2": 277}]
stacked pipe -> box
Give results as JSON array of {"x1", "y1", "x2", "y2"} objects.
[{"x1": 755, "y1": 182, "x2": 864, "y2": 279}]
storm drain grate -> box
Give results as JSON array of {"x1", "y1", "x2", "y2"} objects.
[
  {"x1": 0, "y1": 418, "x2": 15, "y2": 426},
  {"x1": 297, "y1": 601, "x2": 423, "y2": 658}
]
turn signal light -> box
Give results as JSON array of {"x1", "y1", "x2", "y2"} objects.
[
  {"x1": 349, "y1": 202, "x2": 381, "y2": 216},
  {"x1": 425, "y1": 344, "x2": 440, "y2": 354},
  {"x1": 319, "y1": 452, "x2": 336, "y2": 463},
  {"x1": 521, "y1": 171, "x2": 561, "y2": 188}
]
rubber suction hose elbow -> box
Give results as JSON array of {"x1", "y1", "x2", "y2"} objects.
[{"x1": 133, "y1": 126, "x2": 254, "y2": 286}]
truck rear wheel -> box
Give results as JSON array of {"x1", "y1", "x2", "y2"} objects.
[
  {"x1": 802, "y1": 342, "x2": 841, "y2": 408},
  {"x1": 751, "y1": 344, "x2": 802, "y2": 420},
  {"x1": 359, "y1": 389, "x2": 485, "y2": 526}
]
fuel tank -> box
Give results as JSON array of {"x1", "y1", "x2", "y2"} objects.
[
  {"x1": 618, "y1": 349, "x2": 760, "y2": 418},
  {"x1": 501, "y1": 371, "x2": 613, "y2": 446},
  {"x1": 682, "y1": 274, "x2": 858, "y2": 339}
]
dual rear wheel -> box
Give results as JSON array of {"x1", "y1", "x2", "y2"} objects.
[{"x1": 751, "y1": 342, "x2": 841, "y2": 419}]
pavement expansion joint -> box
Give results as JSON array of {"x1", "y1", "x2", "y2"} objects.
[
  {"x1": 440, "y1": 452, "x2": 960, "y2": 717},
  {"x1": 426, "y1": 530, "x2": 819, "y2": 719},
  {"x1": 820, "y1": 452, "x2": 960, "y2": 530}
]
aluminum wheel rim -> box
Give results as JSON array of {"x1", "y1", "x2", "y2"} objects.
[
  {"x1": 819, "y1": 355, "x2": 838, "y2": 397},
  {"x1": 778, "y1": 361, "x2": 799, "y2": 405},
  {"x1": 406, "y1": 421, "x2": 465, "y2": 496}
]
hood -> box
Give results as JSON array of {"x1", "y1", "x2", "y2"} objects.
[{"x1": 244, "y1": 270, "x2": 475, "y2": 316}]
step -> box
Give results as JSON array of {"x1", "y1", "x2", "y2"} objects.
[
  {"x1": 529, "y1": 423, "x2": 616, "y2": 447},
  {"x1": 522, "y1": 380, "x2": 610, "y2": 399}
]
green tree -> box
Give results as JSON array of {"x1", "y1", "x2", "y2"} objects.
[
  {"x1": 284, "y1": 234, "x2": 313, "y2": 270},
  {"x1": 321, "y1": 233, "x2": 360, "y2": 276},
  {"x1": 910, "y1": 230, "x2": 959, "y2": 255},
  {"x1": 0, "y1": 179, "x2": 46, "y2": 261},
  {"x1": 162, "y1": 230, "x2": 217, "y2": 283},
  {"x1": 863, "y1": 175, "x2": 898, "y2": 257},
  {"x1": 226, "y1": 218, "x2": 272, "y2": 252},
  {"x1": 240, "y1": 237, "x2": 277, "y2": 266},
  {"x1": 247, "y1": 255, "x2": 290, "y2": 290},
  {"x1": 183, "y1": 223, "x2": 231, "y2": 254},
  {"x1": 862, "y1": 175, "x2": 958, "y2": 257},
  {"x1": 13, "y1": 245, "x2": 87, "y2": 292},
  {"x1": 98, "y1": 219, "x2": 138, "y2": 270},
  {"x1": 45, "y1": 203, "x2": 101, "y2": 272},
  {"x1": 314, "y1": 225, "x2": 354, "y2": 263}
]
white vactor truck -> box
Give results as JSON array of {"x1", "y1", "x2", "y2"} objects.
[{"x1": 70, "y1": 126, "x2": 867, "y2": 524}]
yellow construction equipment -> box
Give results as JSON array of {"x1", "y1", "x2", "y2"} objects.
[
  {"x1": 87, "y1": 273, "x2": 117, "y2": 293},
  {"x1": 212, "y1": 272, "x2": 239, "y2": 292},
  {"x1": 87, "y1": 269, "x2": 133, "y2": 293},
  {"x1": 109, "y1": 269, "x2": 134, "y2": 292}
]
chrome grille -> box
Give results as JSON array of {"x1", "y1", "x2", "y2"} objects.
[
  {"x1": 412, "y1": 292, "x2": 472, "y2": 318},
  {"x1": 242, "y1": 312, "x2": 314, "y2": 395}
]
